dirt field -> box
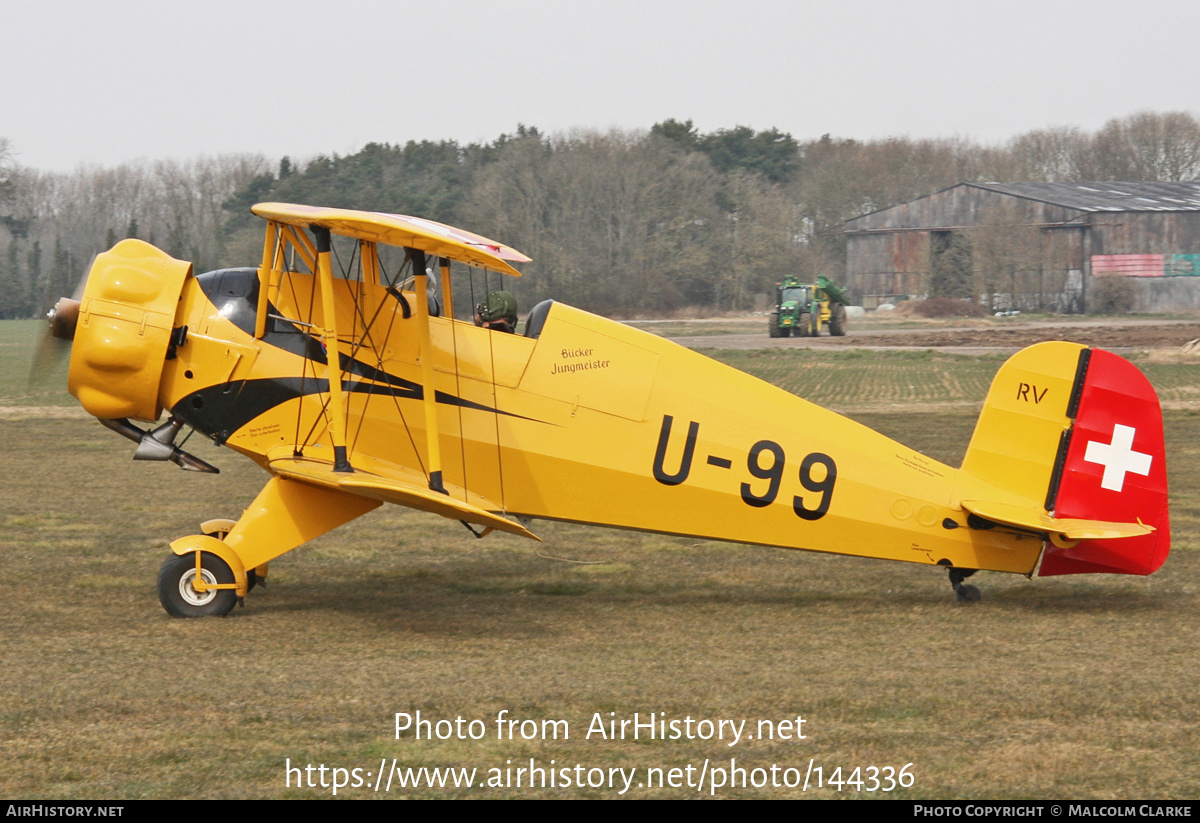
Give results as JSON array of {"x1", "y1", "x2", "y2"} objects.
[{"x1": 667, "y1": 317, "x2": 1200, "y2": 353}]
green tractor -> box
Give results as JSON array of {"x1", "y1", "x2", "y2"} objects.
[{"x1": 768, "y1": 275, "x2": 849, "y2": 338}]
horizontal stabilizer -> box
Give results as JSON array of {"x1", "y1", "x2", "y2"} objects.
[
  {"x1": 961, "y1": 499, "x2": 1153, "y2": 542},
  {"x1": 269, "y1": 455, "x2": 539, "y2": 541}
]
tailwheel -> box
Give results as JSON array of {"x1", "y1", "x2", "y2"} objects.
[
  {"x1": 948, "y1": 567, "x2": 981, "y2": 604},
  {"x1": 158, "y1": 552, "x2": 238, "y2": 618}
]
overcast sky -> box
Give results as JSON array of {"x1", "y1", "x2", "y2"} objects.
[{"x1": 3, "y1": 0, "x2": 1198, "y2": 172}]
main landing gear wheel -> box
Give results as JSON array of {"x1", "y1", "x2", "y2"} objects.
[
  {"x1": 158, "y1": 552, "x2": 237, "y2": 617},
  {"x1": 948, "y1": 567, "x2": 981, "y2": 604}
]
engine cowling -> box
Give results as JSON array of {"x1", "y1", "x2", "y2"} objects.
[{"x1": 69, "y1": 239, "x2": 192, "y2": 422}]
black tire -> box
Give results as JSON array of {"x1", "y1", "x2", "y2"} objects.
[
  {"x1": 829, "y1": 303, "x2": 847, "y2": 336},
  {"x1": 158, "y1": 552, "x2": 237, "y2": 618},
  {"x1": 795, "y1": 312, "x2": 811, "y2": 337},
  {"x1": 768, "y1": 313, "x2": 781, "y2": 338}
]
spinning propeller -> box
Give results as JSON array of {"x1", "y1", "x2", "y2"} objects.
[{"x1": 28, "y1": 267, "x2": 87, "y2": 386}]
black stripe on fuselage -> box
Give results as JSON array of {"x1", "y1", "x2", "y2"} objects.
[
  {"x1": 173, "y1": 371, "x2": 538, "y2": 444},
  {"x1": 177, "y1": 268, "x2": 541, "y2": 440}
]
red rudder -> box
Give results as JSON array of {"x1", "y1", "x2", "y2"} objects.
[{"x1": 1041, "y1": 349, "x2": 1170, "y2": 576}]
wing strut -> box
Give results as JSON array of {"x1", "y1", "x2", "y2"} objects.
[
  {"x1": 255, "y1": 220, "x2": 280, "y2": 339},
  {"x1": 313, "y1": 226, "x2": 353, "y2": 473},
  {"x1": 411, "y1": 247, "x2": 445, "y2": 493},
  {"x1": 439, "y1": 256, "x2": 453, "y2": 317}
]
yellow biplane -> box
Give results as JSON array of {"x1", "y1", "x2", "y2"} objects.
[{"x1": 45, "y1": 203, "x2": 1170, "y2": 616}]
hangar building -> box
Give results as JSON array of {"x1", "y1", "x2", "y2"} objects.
[{"x1": 844, "y1": 182, "x2": 1200, "y2": 312}]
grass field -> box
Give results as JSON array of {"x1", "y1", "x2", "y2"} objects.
[{"x1": 1, "y1": 319, "x2": 1197, "y2": 799}]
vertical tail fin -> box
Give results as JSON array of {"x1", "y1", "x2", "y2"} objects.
[{"x1": 960, "y1": 343, "x2": 1169, "y2": 577}]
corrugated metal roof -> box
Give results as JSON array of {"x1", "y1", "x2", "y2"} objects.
[{"x1": 971, "y1": 182, "x2": 1200, "y2": 211}]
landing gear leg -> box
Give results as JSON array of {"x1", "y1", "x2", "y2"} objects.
[
  {"x1": 160, "y1": 476, "x2": 382, "y2": 617},
  {"x1": 202, "y1": 520, "x2": 261, "y2": 592},
  {"x1": 948, "y1": 568, "x2": 981, "y2": 603}
]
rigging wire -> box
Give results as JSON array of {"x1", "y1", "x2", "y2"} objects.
[
  {"x1": 284, "y1": 243, "x2": 313, "y2": 454},
  {"x1": 343, "y1": 244, "x2": 424, "y2": 474}
]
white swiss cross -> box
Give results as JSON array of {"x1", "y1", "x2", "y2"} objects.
[{"x1": 1083, "y1": 424, "x2": 1152, "y2": 492}]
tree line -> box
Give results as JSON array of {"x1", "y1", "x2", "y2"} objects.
[{"x1": 2, "y1": 110, "x2": 1199, "y2": 318}]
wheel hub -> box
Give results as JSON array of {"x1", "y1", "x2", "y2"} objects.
[{"x1": 178, "y1": 568, "x2": 218, "y2": 607}]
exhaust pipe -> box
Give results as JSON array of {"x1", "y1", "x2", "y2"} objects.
[{"x1": 98, "y1": 417, "x2": 220, "y2": 474}]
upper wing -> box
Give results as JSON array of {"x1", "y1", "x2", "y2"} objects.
[{"x1": 251, "y1": 202, "x2": 530, "y2": 275}]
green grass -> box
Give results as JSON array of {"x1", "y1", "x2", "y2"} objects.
[
  {"x1": 1129, "y1": 358, "x2": 1200, "y2": 409},
  {"x1": 705, "y1": 348, "x2": 1007, "y2": 413},
  {"x1": 1, "y1": 320, "x2": 1198, "y2": 799},
  {"x1": 621, "y1": 317, "x2": 767, "y2": 337}
]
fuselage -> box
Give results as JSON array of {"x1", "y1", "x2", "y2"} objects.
[{"x1": 162, "y1": 267, "x2": 1045, "y2": 576}]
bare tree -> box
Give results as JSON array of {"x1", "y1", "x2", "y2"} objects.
[
  {"x1": 0, "y1": 153, "x2": 270, "y2": 312},
  {"x1": 465, "y1": 129, "x2": 731, "y2": 313},
  {"x1": 716, "y1": 170, "x2": 802, "y2": 310},
  {"x1": 1006, "y1": 126, "x2": 1090, "y2": 180},
  {"x1": 1087, "y1": 111, "x2": 1200, "y2": 181},
  {"x1": 0, "y1": 137, "x2": 13, "y2": 209}
]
